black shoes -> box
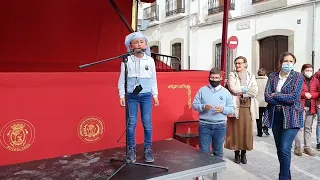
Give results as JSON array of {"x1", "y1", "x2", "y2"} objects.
[
  {"x1": 234, "y1": 150, "x2": 247, "y2": 164},
  {"x1": 257, "y1": 128, "x2": 270, "y2": 137},
  {"x1": 263, "y1": 128, "x2": 270, "y2": 136},
  {"x1": 241, "y1": 150, "x2": 247, "y2": 164},
  {"x1": 234, "y1": 151, "x2": 240, "y2": 164},
  {"x1": 256, "y1": 119, "x2": 270, "y2": 137}
]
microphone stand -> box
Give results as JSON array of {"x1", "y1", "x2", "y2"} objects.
[{"x1": 79, "y1": 52, "x2": 169, "y2": 179}]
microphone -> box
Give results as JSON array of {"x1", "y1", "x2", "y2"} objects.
[
  {"x1": 131, "y1": 49, "x2": 146, "y2": 54},
  {"x1": 139, "y1": 49, "x2": 146, "y2": 53}
]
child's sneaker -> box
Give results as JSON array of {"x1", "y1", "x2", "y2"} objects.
[
  {"x1": 144, "y1": 148, "x2": 154, "y2": 163},
  {"x1": 127, "y1": 148, "x2": 136, "y2": 163}
]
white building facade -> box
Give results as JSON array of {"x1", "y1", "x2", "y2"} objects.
[{"x1": 139, "y1": 0, "x2": 320, "y2": 74}]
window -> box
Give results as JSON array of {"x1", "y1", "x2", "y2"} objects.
[
  {"x1": 165, "y1": 0, "x2": 185, "y2": 17},
  {"x1": 143, "y1": 4, "x2": 159, "y2": 21},
  {"x1": 215, "y1": 43, "x2": 233, "y2": 75},
  {"x1": 172, "y1": 42, "x2": 182, "y2": 70},
  {"x1": 172, "y1": 43, "x2": 181, "y2": 60},
  {"x1": 208, "y1": 0, "x2": 235, "y2": 15}
]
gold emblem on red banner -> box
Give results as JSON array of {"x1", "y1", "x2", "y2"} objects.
[
  {"x1": 168, "y1": 84, "x2": 192, "y2": 108},
  {"x1": 78, "y1": 116, "x2": 104, "y2": 143},
  {"x1": 0, "y1": 119, "x2": 35, "y2": 152}
]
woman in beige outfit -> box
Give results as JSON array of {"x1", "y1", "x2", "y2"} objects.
[
  {"x1": 225, "y1": 56, "x2": 259, "y2": 164},
  {"x1": 256, "y1": 68, "x2": 269, "y2": 137}
]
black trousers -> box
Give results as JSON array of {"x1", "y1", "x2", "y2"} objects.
[{"x1": 256, "y1": 107, "x2": 268, "y2": 135}]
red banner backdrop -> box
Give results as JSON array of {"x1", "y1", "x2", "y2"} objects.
[{"x1": 0, "y1": 71, "x2": 208, "y2": 166}]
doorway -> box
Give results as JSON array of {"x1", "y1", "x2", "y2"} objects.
[{"x1": 150, "y1": 46, "x2": 159, "y2": 54}]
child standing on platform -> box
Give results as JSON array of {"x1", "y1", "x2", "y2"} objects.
[{"x1": 118, "y1": 32, "x2": 159, "y2": 163}]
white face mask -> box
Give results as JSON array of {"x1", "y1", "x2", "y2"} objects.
[{"x1": 304, "y1": 72, "x2": 313, "y2": 78}]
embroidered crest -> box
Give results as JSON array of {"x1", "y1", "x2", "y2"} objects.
[{"x1": 78, "y1": 116, "x2": 104, "y2": 143}]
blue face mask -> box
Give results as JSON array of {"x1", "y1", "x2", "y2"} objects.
[{"x1": 282, "y1": 63, "x2": 294, "y2": 73}]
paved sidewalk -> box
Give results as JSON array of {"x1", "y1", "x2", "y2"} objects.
[{"x1": 194, "y1": 119, "x2": 320, "y2": 180}]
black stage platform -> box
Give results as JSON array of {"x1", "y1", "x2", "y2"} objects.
[{"x1": 0, "y1": 139, "x2": 226, "y2": 180}]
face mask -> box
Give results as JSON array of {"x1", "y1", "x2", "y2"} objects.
[
  {"x1": 282, "y1": 63, "x2": 294, "y2": 73},
  {"x1": 209, "y1": 80, "x2": 220, "y2": 87},
  {"x1": 304, "y1": 72, "x2": 313, "y2": 78}
]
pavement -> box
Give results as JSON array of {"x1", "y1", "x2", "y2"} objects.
[{"x1": 195, "y1": 118, "x2": 320, "y2": 180}]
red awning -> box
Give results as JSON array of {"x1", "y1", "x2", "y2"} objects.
[{"x1": 0, "y1": 0, "x2": 134, "y2": 72}]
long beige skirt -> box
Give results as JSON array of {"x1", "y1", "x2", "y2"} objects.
[{"x1": 225, "y1": 99, "x2": 253, "y2": 151}]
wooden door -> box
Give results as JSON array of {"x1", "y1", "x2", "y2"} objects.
[
  {"x1": 259, "y1": 36, "x2": 288, "y2": 74},
  {"x1": 219, "y1": 0, "x2": 224, "y2": 6},
  {"x1": 177, "y1": 0, "x2": 183, "y2": 8},
  {"x1": 275, "y1": 36, "x2": 288, "y2": 65}
]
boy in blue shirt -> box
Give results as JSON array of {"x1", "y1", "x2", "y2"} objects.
[
  {"x1": 118, "y1": 32, "x2": 159, "y2": 163},
  {"x1": 193, "y1": 67, "x2": 235, "y2": 158}
]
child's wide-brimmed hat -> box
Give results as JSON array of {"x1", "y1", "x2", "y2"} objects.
[{"x1": 124, "y1": 31, "x2": 151, "y2": 56}]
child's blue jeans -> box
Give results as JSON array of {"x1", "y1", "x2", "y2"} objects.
[{"x1": 127, "y1": 92, "x2": 153, "y2": 149}]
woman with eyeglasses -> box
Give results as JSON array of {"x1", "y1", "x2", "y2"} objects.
[
  {"x1": 263, "y1": 52, "x2": 304, "y2": 180},
  {"x1": 225, "y1": 56, "x2": 259, "y2": 164}
]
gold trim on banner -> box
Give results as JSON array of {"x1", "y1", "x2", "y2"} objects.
[
  {"x1": 0, "y1": 119, "x2": 35, "y2": 152},
  {"x1": 168, "y1": 84, "x2": 192, "y2": 109}
]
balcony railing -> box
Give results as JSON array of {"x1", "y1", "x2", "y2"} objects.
[
  {"x1": 165, "y1": 0, "x2": 185, "y2": 17},
  {"x1": 252, "y1": 0, "x2": 269, "y2": 4},
  {"x1": 151, "y1": 53, "x2": 181, "y2": 72},
  {"x1": 143, "y1": 4, "x2": 159, "y2": 21},
  {"x1": 208, "y1": 0, "x2": 235, "y2": 15}
]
